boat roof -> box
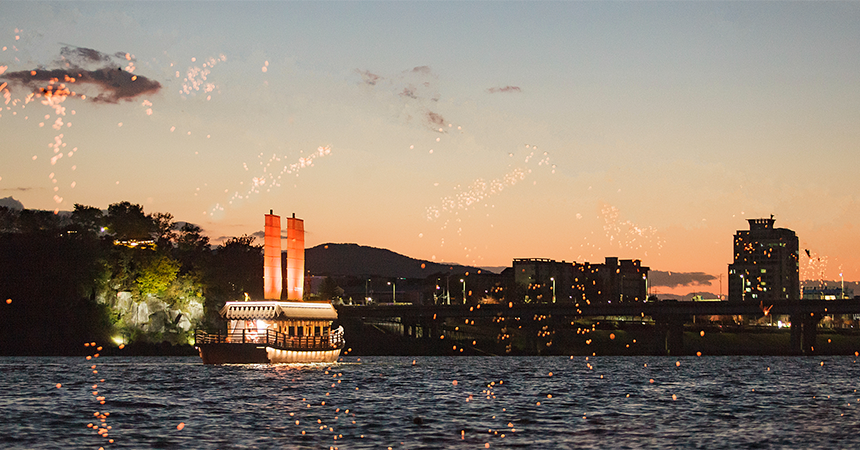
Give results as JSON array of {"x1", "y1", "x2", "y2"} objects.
[{"x1": 220, "y1": 301, "x2": 338, "y2": 320}]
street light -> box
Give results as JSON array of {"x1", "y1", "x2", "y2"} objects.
[
  {"x1": 550, "y1": 277, "x2": 556, "y2": 303},
  {"x1": 387, "y1": 280, "x2": 396, "y2": 303},
  {"x1": 460, "y1": 278, "x2": 466, "y2": 304}
]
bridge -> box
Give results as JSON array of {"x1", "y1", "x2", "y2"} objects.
[{"x1": 336, "y1": 298, "x2": 860, "y2": 355}]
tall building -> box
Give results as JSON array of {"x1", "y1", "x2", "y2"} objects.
[{"x1": 727, "y1": 217, "x2": 799, "y2": 302}]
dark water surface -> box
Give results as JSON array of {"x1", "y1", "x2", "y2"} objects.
[{"x1": 2, "y1": 355, "x2": 860, "y2": 449}]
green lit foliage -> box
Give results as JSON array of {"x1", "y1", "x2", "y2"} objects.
[{"x1": 135, "y1": 253, "x2": 180, "y2": 296}]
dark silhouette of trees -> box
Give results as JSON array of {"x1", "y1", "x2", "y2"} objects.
[
  {"x1": 107, "y1": 201, "x2": 153, "y2": 241},
  {"x1": 0, "y1": 230, "x2": 112, "y2": 355},
  {"x1": 198, "y1": 235, "x2": 263, "y2": 330},
  {"x1": 71, "y1": 204, "x2": 104, "y2": 235},
  {"x1": 152, "y1": 212, "x2": 177, "y2": 248},
  {"x1": 319, "y1": 276, "x2": 342, "y2": 302}
]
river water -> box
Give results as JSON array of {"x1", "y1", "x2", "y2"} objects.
[{"x1": 2, "y1": 355, "x2": 860, "y2": 449}]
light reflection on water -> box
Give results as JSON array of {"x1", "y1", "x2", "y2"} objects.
[{"x1": 2, "y1": 355, "x2": 860, "y2": 449}]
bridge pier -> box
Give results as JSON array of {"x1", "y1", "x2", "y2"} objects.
[
  {"x1": 790, "y1": 313, "x2": 819, "y2": 355},
  {"x1": 654, "y1": 315, "x2": 686, "y2": 356}
]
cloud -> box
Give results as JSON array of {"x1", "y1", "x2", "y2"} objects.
[
  {"x1": 426, "y1": 111, "x2": 445, "y2": 127},
  {"x1": 1, "y1": 45, "x2": 161, "y2": 103},
  {"x1": 250, "y1": 230, "x2": 293, "y2": 240},
  {"x1": 487, "y1": 85, "x2": 522, "y2": 94},
  {"x1": 0, "y1": 187, "x2": 34, "y2": 192},
  {"x1": 410, "y1": 66, "x2": 433, "y2": 75},
  {"x1": 59, "y1": 46, "x2": 121, "y2": 65},
  {"x1": 356, "y1": 69, "x2": 382, "y2": 86},
  {"x1": 649, "y1": 270, "x2": 716, "y2": 288},
  {"x1": 400, "y1": 86, "x2": 418, "y2": 99}
]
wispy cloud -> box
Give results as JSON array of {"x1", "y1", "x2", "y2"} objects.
[{"x1": 487, "y1": 85, "x2": 521, "y2": 94}]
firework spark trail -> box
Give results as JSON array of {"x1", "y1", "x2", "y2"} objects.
[
  {"x1": 177, "y1": 54, "x2": 226, "y2": 99},
  {"x1": 801, "y1": 249, "x2": 828, "y2": 289},
  {"x1": 573, "y1": 205, "x2": 664, "y2": 261},
  {"x1": 425, "y1": 146, "x2": 553, "y2": 223},
  {"x1": 599, "y1": 204, "x2": 663, "y2": 254},
  {"x1": 207, "y1": 145, "x2": 332, "y2": 216}
]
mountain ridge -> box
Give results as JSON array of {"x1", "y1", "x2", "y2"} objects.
[{"x1": 305, "y1": 243, "x2": 491, "y2": 279}]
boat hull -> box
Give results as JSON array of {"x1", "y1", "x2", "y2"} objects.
[{"x1": 198, "y1": 343, "x2": 341, "y2": 364}]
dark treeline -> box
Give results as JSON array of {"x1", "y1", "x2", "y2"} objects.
[{"x1": 0, "y1": 202, "x2": 262, "y2": 356}]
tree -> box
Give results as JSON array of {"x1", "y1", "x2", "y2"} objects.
[
  {"x1": 205, "y1": 235, "x2": 263, "y2": 301},
  {"x1": 107, "y1": 202, "x2": 153, "y2": 241},
  {"x1": 16, "y1": 209, "x2": 64, "y2": 233},
  {"x1": 175, "y1": 223, "x2": 211, "y2": 273},
  {"x1": 70, "y1": 204, "x2": 104, "y2": 235},
  {"x1": 0, "y1": 206, "x2": 20, "y2": 233},
  {"x1": 319, "y1": 276, "x2": 342, "y2": 301},
  {"x1": 152, "y1": 212, "x2": 177, "y2": 248}
]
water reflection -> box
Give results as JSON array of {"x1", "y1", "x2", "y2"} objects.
[{"x1": 2, "y1": 355, "x2": 859, "y2": 449}]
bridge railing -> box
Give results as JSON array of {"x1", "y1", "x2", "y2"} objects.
[{"x1": 195, "y1": 328, "x2": 344, "y2": 351}]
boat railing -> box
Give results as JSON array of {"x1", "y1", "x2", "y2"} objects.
[{"x1": 195, "y1": 329, "x2": 343, "y2": 351}]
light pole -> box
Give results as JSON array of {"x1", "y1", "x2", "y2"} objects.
[
  {"x1": 446, "y1": 275, "x2": 451, "y2": 305},
  {"x1": 387, "y1": 280, "x2": 396, "y2": 303},
  {"x1": 460, "y1": 278, "x2": 466, "y2": 304},
  {"x1": 550, "y1": 277, "x2": 556, "y2": 303}
]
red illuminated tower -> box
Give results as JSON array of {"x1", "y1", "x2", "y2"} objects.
[
  {"x1": 263, "y1": 211, "x2": 282, "y2": 300},
  {"x1": 286, "y1": 214, "x2": 305, "y2": 301}
]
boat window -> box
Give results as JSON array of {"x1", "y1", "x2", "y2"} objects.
[
  {"x1": 314, "y1": 326, "x2": 321, "y2": 336},
  {"x1": 288, "y1": 326, "x2": 295, "y2": 336}
]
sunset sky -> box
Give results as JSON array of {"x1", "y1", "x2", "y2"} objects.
[{"x1": 1, "y1": 2, "x2": 859, "y2": 295}]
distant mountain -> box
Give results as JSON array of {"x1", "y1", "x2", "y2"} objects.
[
  {"x1": 305, "y1": 243, "x2": 486, "y2": 279},
  {"x1": 0, "y1": 197, "x2": 24, "y2": 210}
]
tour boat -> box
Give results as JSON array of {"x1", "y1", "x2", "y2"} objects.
[{"x1": 196, "y1": 212, "x2": 344, "y2": 364}]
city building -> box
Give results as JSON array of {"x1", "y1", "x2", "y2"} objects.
[
  {"x1": 512, "y1": 257, "x2": 649, "y2": 304},
  {"x1": 571, "y1": 257, "x2": 649, "y2": 304},
  {"x1": 513, "y1": 258, "x2": 574, "y2": 303},
  {"x1": 802, "y1": 286, "x2": 853, "y2": 300},
  {"x1": 727, "y1": 217, "x2": 799, "y2": 303}
]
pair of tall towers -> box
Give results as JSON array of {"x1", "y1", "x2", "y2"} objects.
[{"x1": 264, "y1": 211, "x2": 304, "y2": 301}]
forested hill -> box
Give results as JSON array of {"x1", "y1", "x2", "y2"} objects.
[{"x1": 305, "y1": 243, "x2": 483, "y2": 278}]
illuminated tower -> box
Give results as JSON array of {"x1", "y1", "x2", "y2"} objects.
[
  {"x1": 286, "y1": 214, "x2": 305, "y2": 301},
  {"x1": 263, "y1": 211, "x2": 282, "y2": 300},
  {"x1": 727, "y1": 217, "x2": 799, "y2": 302}
]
